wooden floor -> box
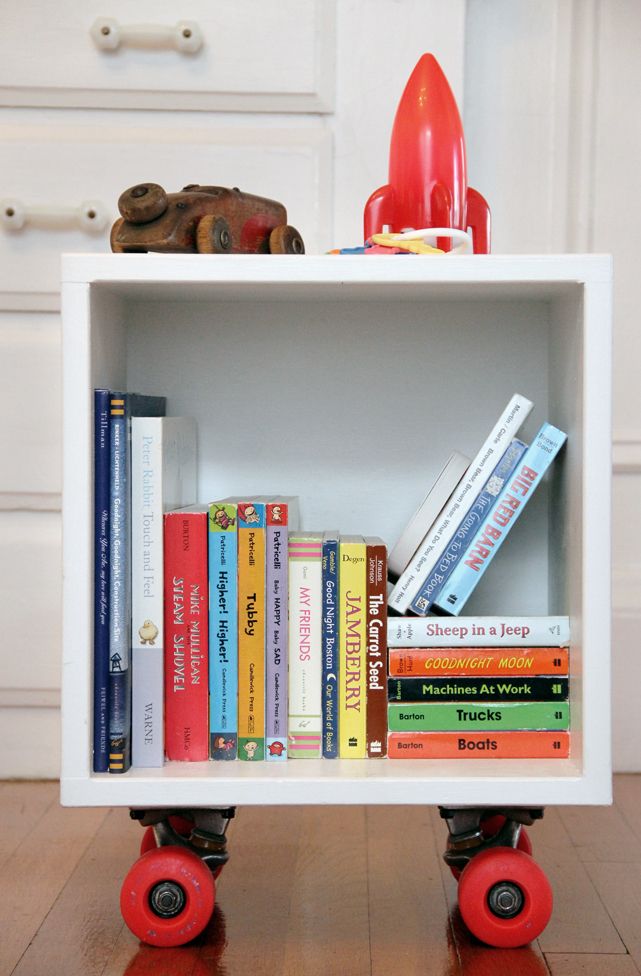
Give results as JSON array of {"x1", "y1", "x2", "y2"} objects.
[{"x1": 3, "y1": 777, "x2": 641, "y2": 976}]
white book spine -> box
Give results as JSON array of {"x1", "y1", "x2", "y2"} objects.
[
  {"x1": 131, "y1": 417, "x2": 197, "y2": 767},
  {"x1": 387, "y1": 615, "x2": 570, "y2": 647},
  {"x1": 288, "y1": 538, "x2": 322, "y2": 758},
  {"x1": 388, "y1": 393, "x2": 534, "y2": 613}
]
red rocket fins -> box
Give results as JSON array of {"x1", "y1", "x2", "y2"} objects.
[
  {"x1": 466, "y1": 186, "x2": 491, "y2": 254},
  {"x1": 364, "y1": 184, "x2": 396, "y2": 241}
]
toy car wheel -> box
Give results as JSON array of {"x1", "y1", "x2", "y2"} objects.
[
  {"x1": 120, "y1": 846, "x2": 215, "y2": 947},
  {"x1": 118, "y1": 183, "x2": 168, "y2": 224},
  {"x1": 110, "y1": 218, "x2": 127, "y2": 253},
  {"x1": 196, "y1": 215, "x2": 232, "y2": 254},
  {"x1": 458, "y1": 847, "x2": 552, "y2": 948},
  {"x1": 269, "y1": 224, "x2": 305, "y2": 254}
]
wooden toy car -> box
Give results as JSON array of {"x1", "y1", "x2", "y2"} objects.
[{"x1": 110, "y1": 183, "x2": 305, "y2": 254}]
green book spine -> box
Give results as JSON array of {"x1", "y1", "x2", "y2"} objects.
[{"x1": 388, "y1": 701, "x2": 570, "y2": 731}]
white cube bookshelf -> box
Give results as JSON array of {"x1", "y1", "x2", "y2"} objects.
[{"x1": 60, "y1": 253, "x2": 612, "y2": 809}]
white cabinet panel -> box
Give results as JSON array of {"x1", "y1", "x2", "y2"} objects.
[
  {"x1": 0, "y1": 1, "x2": 335, "y2": 112},
  {"x1": 0, "y1": 312, "x2": 61, "y2": 497},
  {"x1": 0, "y1": 119, "x2": 332, "y2": 302},
  {"x1": 0, "y1": 511, "x2": 62, "y2": 691}
]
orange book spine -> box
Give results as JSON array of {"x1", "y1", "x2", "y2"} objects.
[
  {"x1": 388, "y1": 731, "x2": 570, "y2": 759},
  {"x1": 388, "y1": 647, "x2": 569, "y2": 677}
]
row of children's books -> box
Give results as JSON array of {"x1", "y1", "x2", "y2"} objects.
[
  {"x1": 386, "y1": 615, "x2": 571, "y2": 758},
  {"x1": 93, "y1": 386, "x2": 571, "y2": 772}
]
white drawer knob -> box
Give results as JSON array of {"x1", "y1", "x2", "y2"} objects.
[
  {"x1": 90, "y1": 18, "x2": 203, "y2": 54},
  {"x1": 1, "y1": 199, "x2": 109, "y2": 234}
]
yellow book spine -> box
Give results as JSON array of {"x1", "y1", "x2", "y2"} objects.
[
  {"x1": 339, "y1": 537, "x2": 367, "y2": 757},
  {"x1": 237, "y1": 503, "x2": 266, "y2": 761}
]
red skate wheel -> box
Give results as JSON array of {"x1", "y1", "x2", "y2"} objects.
[
  {"x1": 448, "y1": 816, "x2": 533, "y2": 880},
  {"x1": 138, "y1": 815, "x2": 195, "y2": 856},
  {"x1": 120, "y1": 846, "x2": 215, "y2": 947},
  {"x1": 458, "y1": 846, "x2": 552, "y2": 948}
]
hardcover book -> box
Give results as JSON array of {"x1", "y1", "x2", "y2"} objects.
[
  {"x1": 409, "y1": 439, "x2": 527, "y2": 615},
  {"x1": 163, "y1": 505, "x2": 209, "y2": 761},
  {"x1": 388, "y1": 676, "x2": 569, "y2": 703},
  {"x1": 388, "y1": 646, "x2": 569, "y2": 677},
  {"x1": 388, "y1": 615, "x2": 571, "y2": 648},
  {"x1": 288, "y1": 533, "x2": 323, "y2": 759},
  {"x1": 236, "y1": 501, "x2": 266, "y2": 761},
  {"x1": 208, "y1": 502, "x2": 239, "y2": 761},
  {"x1": 387, "y1": 451, "x2": 470, "y2": 583},
  {"x1": 388, "y1": 701, "x2": 570, "y2": 731},
  {"x1": 365, "y1": 537, "x2": 387, "y2": 757},
  {"x1": 387, "y1": 730, "x2": 570, "y2": 759},
  {"x1": 93, "y1": 389, "x2": 111, "y2": 773},
  {"x1": 131, "y1": 416, "x2": 197, "y2": 768},
  {"x1": 433, "y1": 423, "x2": 568, "y2": 615},
  {"x1": 388, "y1": 393, "x2": 534, "y2": 614},
  {"x1": 321, "y1": 531, "x2": 340, "y2": 759},
  {"x1": 338, "y1": 535, "x2": 367, "y2": 758},
  {"x1": 108, "y1": 391, "x2": 166, "y2": 774},
  {"x1": 265, "y1": 500, "x2": 294, "y2": 761}
]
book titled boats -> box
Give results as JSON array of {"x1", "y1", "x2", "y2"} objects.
[
  {"x1": 433, "y1": 422, "x2": 568, "y2": 615},
  {"x1": 208, "y1": 502, "x2": 238, "y2": 761},
  {"x1": 388, "y1": 731, "x2": 570, "y2": 759},
  {"x1": 163, "y1": 505, "x2": 209, "y2": 761}
]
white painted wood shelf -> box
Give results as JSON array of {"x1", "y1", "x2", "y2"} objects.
[{"x1": 60, "y1": 253, "x2": 612, "y2": 808}]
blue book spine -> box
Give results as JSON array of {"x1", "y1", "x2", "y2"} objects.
[
  {"x1": 108, "y1": 393, "x2": 129, "y2": 773},
  {"x1": 433, "y1": 423, "x2": 568, "y2": 616},
  {"x1": 322, "y1": 531, "x2": 340, "y2": 758},
  {"x1": 410, "y1": 440, "x2": 528, "y2": 615},
  {"x1": 209, "y1": 503, "x2": 238, "y2": 760},
  {"x1": 93, "y1": 390, "x2": 110, "y2": 772}
]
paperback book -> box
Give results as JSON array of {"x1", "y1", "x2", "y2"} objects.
[
  {"x1": 236, "y1": 501, "x2": 266, "y2": 761},
  {"x1": 388, "y1": 701, "x2": 570, "y2": 731},
  {"x1": 265, "y1": 500, "x2": 293, "y2": 761},
  {"x1": 93, "y1": 389, "x2": 110, "y2": 772},
  {"x1": 433, "y1": 422, "x2": 568, "y2": 615},
  {"x1": 388, "y1": 393, "x2": 534, "y2": 614},
  {"x1": 388, "y1": 646, "x2": 569, "y2": 677},
  {"x1": 388, "y1": 675, "x2": 569, "y2": 703}
]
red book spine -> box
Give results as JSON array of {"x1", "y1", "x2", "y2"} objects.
[
  {"x1": 365, "y1": 538, "x2": 388, "y2": 757},
  {"x1": 164, "y1": 510, "x2": 209, "y2": 761},
  {"x1": 388, "y1": 731, "x2": 570, "y2": 759}
]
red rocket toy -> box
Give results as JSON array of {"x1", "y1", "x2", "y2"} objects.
[{"x1": 364, "y1": 53, "x2": 491, "y2": 253}]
